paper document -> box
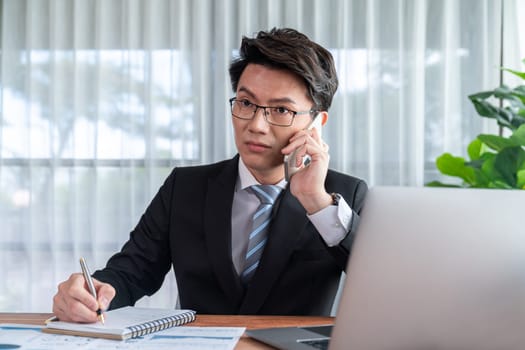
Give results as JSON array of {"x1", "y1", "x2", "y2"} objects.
[{"x1": 0, "y1": 324, "x2": 245, "y2": 350}]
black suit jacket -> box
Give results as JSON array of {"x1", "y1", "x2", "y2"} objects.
[{"x1": 93, "y1": 155, "x2": 367, "y2": 316}]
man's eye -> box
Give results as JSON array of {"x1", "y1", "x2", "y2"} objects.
[
  {"x1": 273, "y1": 107, "x2": 290, "y2": 114},
  {"x1": 240, "y1": 99, "x2": 253, "y2": 107}
]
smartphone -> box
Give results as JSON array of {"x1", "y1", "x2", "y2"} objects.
[{"x1": 284, "y1": 115, "x2": 324, "y2": 182}]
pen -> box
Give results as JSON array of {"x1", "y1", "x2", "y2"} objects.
[
  {"x1": 44, "y1": 315, "x2": 58, "y2": 324},
  {"x1": 79, "y1": 257, "x2": 105, "y2": 324}
]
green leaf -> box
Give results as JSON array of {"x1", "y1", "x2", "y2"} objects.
[
  {"x1": 499, "y1": 108, "x2": 521, "y2": 130},
  {"x1": 493, "y1": 146, "x2": 525, "y2": 187},
  {"x1": 466, "y1": 153, "x2": 494, "y2": 187},
  {"x1": 517, "y1": 169, "x2": 525, "y2": 189},
  {"x1": 467, "y1": 138, "x2": 483, "y2": 160},
  {"x1": 470, "y1": 98, "x2": 499, "y2": 117},
  {"x1": 509, "y1": 124, "x2": 525, "y2": 146},
  {"x1": 465, "y1": 158, "x2": 484, "y2": 169},
  {"x1": 469, "y1": 100, "x2": 519, "y2": 130},
  {"x1": 480, "y1": 154, "x2": 500, "y2": 182},
  {"x1": 478, "y1": 134, "x2": 519, "y2": 151},
  {"x1": 503, "y1": 68, "x2": 525, "y2": 80},
  {"x1": 468, "y1": 91, "x2": 494, "y2": 100},
  {"x1": 511, "y1": 85, "x2": 525, "y2": 100},
  {"x1": 494, "y1": 85, "x2": 514, "y2": 99},
  {"x1": 425, "y1": 181, "x2": 462, "y2": 188},
  {"x1": 474, "y1": 167, "x2": 491, "y2": 187},
  {"x1": 436, "y1": 153, "x2": 476, "y2": 185},
  {"x1": 495, "y1": 86, "x2": 525, "y2": 108},
  {"x1": 488, "y1": 180, "x2": 515, "y2": 189},
  {"x1": 509, "y1": 113, "x2": 525, "y2": 129}
]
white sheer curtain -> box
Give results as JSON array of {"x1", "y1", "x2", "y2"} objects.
[{"x1": 1, "y1": 0, "x2": 523, "y2": 312}]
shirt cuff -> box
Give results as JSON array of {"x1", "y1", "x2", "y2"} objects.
[{"x1": 307, "y1": 197, "x2": 353, "y2": 247}]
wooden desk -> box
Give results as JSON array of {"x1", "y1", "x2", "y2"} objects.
[{"x1": 0, "y1": 313, "x2": 334, "y2": 349}]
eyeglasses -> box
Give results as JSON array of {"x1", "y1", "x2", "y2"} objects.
[{"x1": 229, "y1": 97, "x2": 316, "y2": 127}]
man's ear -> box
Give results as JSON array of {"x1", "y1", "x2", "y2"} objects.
[{"x1": 320, "y1": 111, "x2": 329, "y2": 126}]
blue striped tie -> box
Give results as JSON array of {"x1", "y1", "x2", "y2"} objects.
[{"x1": 241, "y1": 185, "x2": 282, "y2": 285}]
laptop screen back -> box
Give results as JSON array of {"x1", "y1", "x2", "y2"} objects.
[{"x1": 329, "y1": 187, "x2": 525, "y2": 350}]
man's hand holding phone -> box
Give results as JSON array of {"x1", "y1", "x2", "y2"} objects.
[
  {"x1": 283, "y1": 115, "x2": 324, "y2": 181},
  {"x1": 282, "y1": 115, "x2": 333, "y2": 214}
]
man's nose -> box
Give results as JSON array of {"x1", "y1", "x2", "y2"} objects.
[{"x1": 249, "y1": 107, "x2": 270, "y2": 129}]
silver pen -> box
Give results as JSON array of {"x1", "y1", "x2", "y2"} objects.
[{"x1": 79, "y1": 257, "x2": 105, "y2": 324}]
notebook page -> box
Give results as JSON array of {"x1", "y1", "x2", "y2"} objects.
[{"x1": 47, "y1": 306, "x2": 195, "y2": 336}]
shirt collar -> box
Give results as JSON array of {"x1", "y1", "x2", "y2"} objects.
[{"x1": 236, "y1": 157, "x2": 287, "y2": 192}]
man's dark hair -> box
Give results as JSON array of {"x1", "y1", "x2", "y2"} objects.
[{"x1": 229, "y1": 28, "x2": 338, "y2": 112}]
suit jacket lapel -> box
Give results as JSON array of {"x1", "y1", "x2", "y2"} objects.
[
  {"x1": 204, "y1": 156, "x2": 245, "y2": 308},
  {"x1": 239, "y1": 188, "x2": 309, "y2": 314}
]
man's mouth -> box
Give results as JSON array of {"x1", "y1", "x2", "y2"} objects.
[{"x1": 246, "y1": 141, "x2": 270, "y2": 153}]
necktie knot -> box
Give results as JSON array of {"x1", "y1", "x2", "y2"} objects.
[{"x1": 251, "y1": 185, "x2": 281, "y2": 205}]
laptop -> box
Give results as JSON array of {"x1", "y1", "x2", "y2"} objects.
[{"x1": 247, "y1": 186, "x2": 525, "y2": 350}]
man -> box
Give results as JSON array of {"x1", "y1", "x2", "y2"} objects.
[{"x1": 52, "y1": 28, "x2": 367, "y2": 322}]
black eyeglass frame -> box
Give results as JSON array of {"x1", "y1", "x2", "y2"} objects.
[{"x1": 229, "y1": 97, "x2": 318, "y2": 127}]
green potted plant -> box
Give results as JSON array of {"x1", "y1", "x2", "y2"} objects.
[{"x1": 427, "y1": 59, "x2": 525, "y2": 189}]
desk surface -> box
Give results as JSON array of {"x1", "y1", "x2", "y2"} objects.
[{"x1": 0, "y1": 313, "x2": 334, "y2": 350}]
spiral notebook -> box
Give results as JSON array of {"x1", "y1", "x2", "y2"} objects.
[{"x1": 43, "y1": 306, "x2": 196, "y2": 340}]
